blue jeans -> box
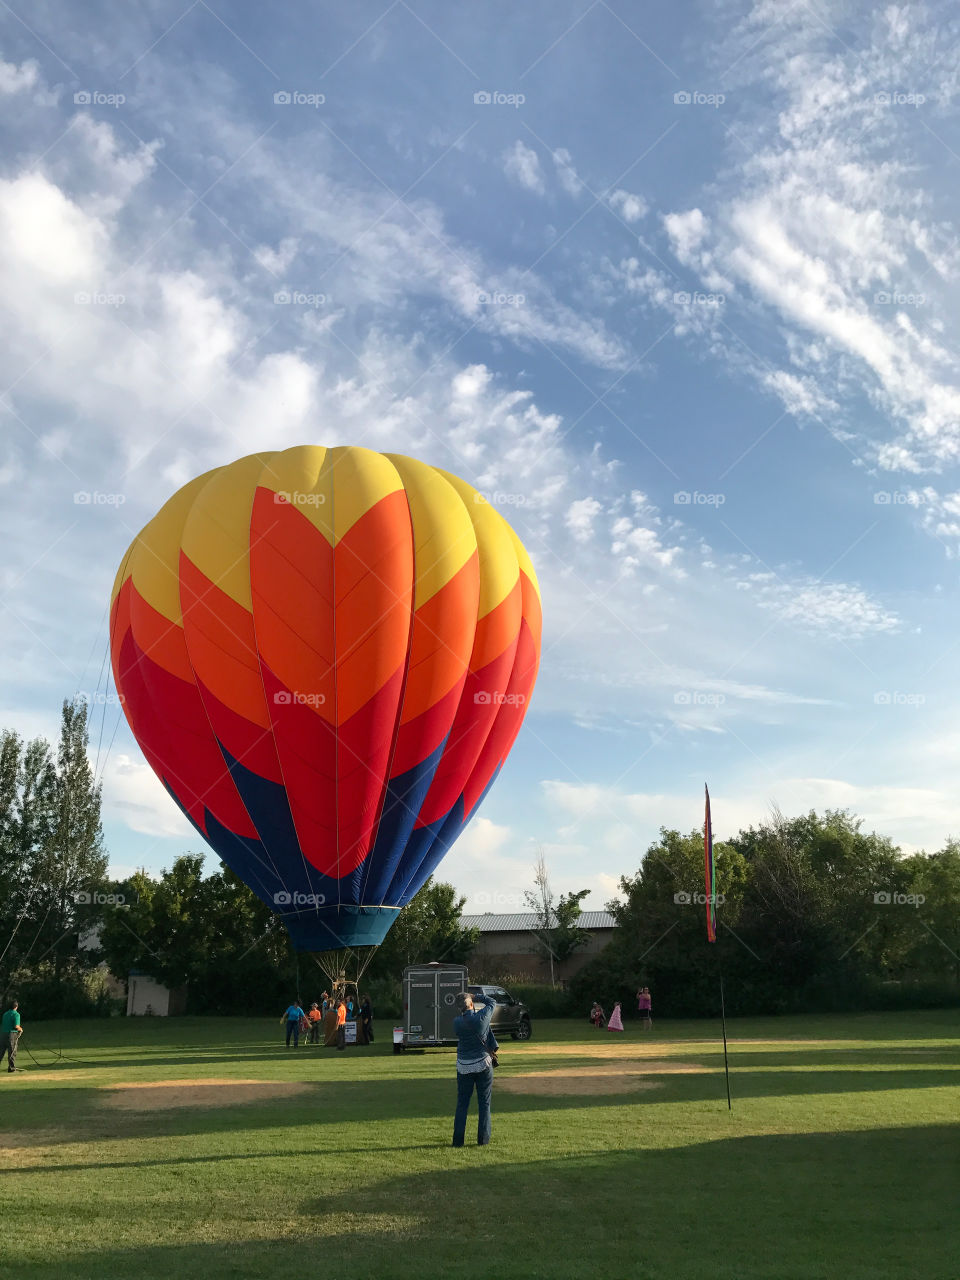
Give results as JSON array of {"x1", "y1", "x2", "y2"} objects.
[
  {"x1": 286, "y1": 1019, "x2": 300, "y2": 1047},
  {"x1": 453, "y1": 1066, "x2": 493, "y2": 1146}
]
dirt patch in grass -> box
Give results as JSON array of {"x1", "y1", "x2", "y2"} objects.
[
  {"x1": 5, "y1": 1070, "x2": 96, "y2": 1082},
  {"x1": 500, "y1": 1060, "x2": 708, "y2": 1096},
  {"x1": 512, "y1": 1040, "x2": 840, "y2": 1065},
  {"x1": 98, "y1": 1078, "x2": 313, "y2": 1111},
  {"x1": 501, "y1": 1069, "x2": 664, "y2": 1096},
  {"x1": 515, "y1": 1043, "x2": 715, "y2": 1062},
  {"x1": 0, "y1": 1126, "x2": 75, "y2": 1150}
]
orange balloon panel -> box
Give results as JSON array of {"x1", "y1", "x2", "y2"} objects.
[{"x1": 109, "y1": 446, "x2": 541, "y2": 952}]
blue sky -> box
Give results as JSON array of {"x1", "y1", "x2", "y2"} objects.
[{"x1": 2, "y1": 0, "x2": 960, "y2": 911}]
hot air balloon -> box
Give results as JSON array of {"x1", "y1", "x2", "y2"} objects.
[{"x1": 110, "y1": 446, "x2": 541, "y2": 988}]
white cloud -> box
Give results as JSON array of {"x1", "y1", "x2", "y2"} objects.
[
  {"x1": 763, "y1": 370, "x2": 838, "y2": 416},
  {"x1": 650, "y1": 4, "x2": 960, "y2": 475},
  {"x1": 608, "y1": 188, "x2": 648, "y2": 223},
  {"x1": 541, "y1": 774, "x2": 960, "y2": 873},
  {"x1": 503, "y1": 140, "x2": 545, "y2": 194},
  {"x1": 253, "y1": 237, "x2": 299, "y2": 275},
  {"x1": 611, "y1": 516, "x2": 684, "y2": 576},
  {"x1": 102, "y1": 754, "x2": 195, "y2": 840},
  {"x1": 740, "y1": 577, "x2": 900, "y2": 640},
  {"x1": 664, "y1": 208, "x2": 707, "y2": 262},
  {"x1": 0, "y1": 57, "x2": 40, "y2": 96},
  {"x1": 552, "y1": 147, "x2": 583, "y2": 196},
  {"x1": 565, "y1": 496, "x2": 603, "y2": 542}
]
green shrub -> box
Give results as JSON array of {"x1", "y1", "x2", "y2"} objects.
[
  {"x1": 9, "y1": 975, "x2": 112, "y2": 1020},
  {"x1": 364, "y1": 976, "x2": 402, "y2": 1021},
  {"x1": 491, "y1": 983, "x2": 578, "y2": 1018}
]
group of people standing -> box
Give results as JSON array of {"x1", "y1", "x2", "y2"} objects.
[
  {"x1": 589, "y1": 987, "x2": 653, "y2": 1032},
  {"x1": 282, "y1": 992, "x2": 373, "y2": 1050}
]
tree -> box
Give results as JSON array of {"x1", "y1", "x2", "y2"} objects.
[
  {"x1": 571, "y1": 827, "x2": 746, "y2": 1015},
  {"x1": 98, "y1": 857, "x2": 299, "y2": 1012},
  {"x1": 903, "y1": 842, "x2": 960, "y2": 987},
  {"x1": 523, "y1": 851, "x2": 589, "y2": 985},
  {"x1": 28, "y1": 700, "x2": 108, "y2": 983},
  {"x1": 371, "y1": 878, "x2": 478, "y2": 976}
]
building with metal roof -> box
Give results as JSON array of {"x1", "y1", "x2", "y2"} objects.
[
  {"x1": 461, "y1": 911, "x2": 616, "y2": 932},
  {"x1": 460, "y1": 910, "x2": 616, "y2": 982}
]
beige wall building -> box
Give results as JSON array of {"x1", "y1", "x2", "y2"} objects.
[{"x1": 461, "y1": 911, "x2": 616, "y2": 983}]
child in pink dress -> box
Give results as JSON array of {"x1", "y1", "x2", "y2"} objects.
[{"x1": 607, "y1": 1001, "x2": 624, "y2": 1031}]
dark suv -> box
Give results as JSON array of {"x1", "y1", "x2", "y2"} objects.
[{"x1": 467, "y1": 985, "x2": 532, "y2": 1040}]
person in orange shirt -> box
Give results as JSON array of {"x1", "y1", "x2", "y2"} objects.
[
  {"x1": 335, "y1": 996, "x2": 347, "y2": 1051},
  {"x1": 307, "y1": 1002, "x2": 323, "y2": 1045}
]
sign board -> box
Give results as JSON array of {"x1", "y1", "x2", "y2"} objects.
[
  {"x1": 344, "y1": 1020, "x2": 357, "y2": 1045},
  {"x1": 393, "y1": 1026, "x2": 404, "y2": 1044}
]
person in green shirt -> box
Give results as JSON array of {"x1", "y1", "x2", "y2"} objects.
[{"x1": 1, "y1": 1001, "x2": 22, "y2": 1073}]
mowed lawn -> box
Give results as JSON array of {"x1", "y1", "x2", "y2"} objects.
[{"x1": 1, "y1": 1011, "x2": 958, "y2": 1280}]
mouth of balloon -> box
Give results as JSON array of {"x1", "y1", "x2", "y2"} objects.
[{"x1": 282, "y1": 905, "x2": 400, "y2": 953}]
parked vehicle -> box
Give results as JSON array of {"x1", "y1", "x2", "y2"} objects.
[{"x1": 467, "y1": 984, "x2": 533, "y2": 1040}]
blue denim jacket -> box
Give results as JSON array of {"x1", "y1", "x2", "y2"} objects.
[{"x1": 454, "y1": 994, "x2": 499, "y2": 1073}]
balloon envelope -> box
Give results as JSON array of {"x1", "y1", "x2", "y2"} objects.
[{"x1": 110, "y1": 446, "x2": 541, "y2": 951}]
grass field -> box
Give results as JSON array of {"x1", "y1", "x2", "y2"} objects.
[{"x1": 1, "y1": 1010, "x2": 958, "y2": 1279}]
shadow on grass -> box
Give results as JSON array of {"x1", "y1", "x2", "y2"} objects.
[{"x1": 23, "y1": 1124, "x2": 960, "y2": 1280}]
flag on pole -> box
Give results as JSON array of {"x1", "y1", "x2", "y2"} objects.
[{"x1": 704, "y1": 783, "x2": 717, "y2": 942}]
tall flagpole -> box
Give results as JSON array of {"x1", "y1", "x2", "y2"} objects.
[
  {"x1": 705, "y1": 783, "x2": 732, "y2": 1110},
  {"x1": 716, "y1": 928, "x2": 732, "y2": 1111}
]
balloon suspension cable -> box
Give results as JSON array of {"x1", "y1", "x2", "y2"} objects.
[{"x1": 309, "y1": 945, "x2": 379, "y2": 999}]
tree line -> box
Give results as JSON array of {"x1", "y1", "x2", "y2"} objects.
[
  {"x1": 3, "y1": 700, "x2": 958, "y2": 1020},
  {"x1": 571, "y1": 810, "x2": 960, "y2": 1017}
]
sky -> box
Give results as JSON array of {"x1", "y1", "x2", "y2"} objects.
[{"x1": 2, "y1": 0, "x2": 960, "y2": 913}]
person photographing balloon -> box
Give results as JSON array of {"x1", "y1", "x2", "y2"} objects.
[{"x1": 451, "y1": 991, "x2": 499, "y2": 1147}]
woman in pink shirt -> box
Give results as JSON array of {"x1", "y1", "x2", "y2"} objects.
[{"x1": 636, "y1": 987, "x2": 652, "y2": 1030}]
